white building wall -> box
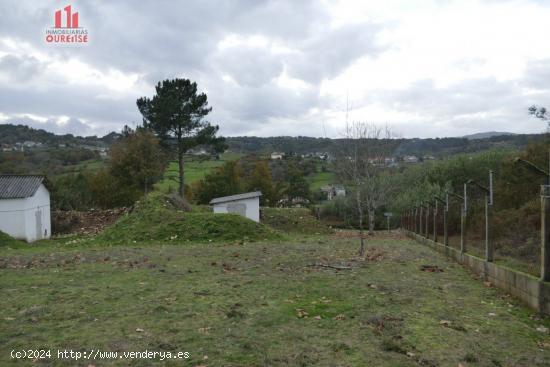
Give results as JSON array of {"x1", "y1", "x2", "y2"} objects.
[
  {"x1": 0, "y1": 198, "x2": 27, "y2": 240},
  {"x1": 25, "y1": 185, "x2": 51, "y2": 242},
  {"x1": 212, "y1": 197, "x2": 260, "y2": 222},
  {"x1": 0, "y1": 184, "x2": 51, "y2": 243}
]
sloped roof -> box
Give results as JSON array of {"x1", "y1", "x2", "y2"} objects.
[
  {"x1": 0, "y1": 175, "x2": 46, "y2": 199},
  {"x1": 210, "y1": 191, "x2": 262, "y2": 204}
]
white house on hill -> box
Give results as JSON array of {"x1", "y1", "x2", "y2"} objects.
[
  {"x1": 210, "y1": 191, "x2": 262, "y2": 222},
  {"x1": 0, "y1": 175, "x2": 51, "y2": 243}
]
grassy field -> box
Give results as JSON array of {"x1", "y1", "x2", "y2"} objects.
[
  {"x1": 307, "y1": 171, "x2": 335, "y2": 192},
  {"x1": 155, "y1": 152, "x2": 244, "y2": 193},
  {"x1": 1, "y1": 232, "x2": 549, "y2": 366},
  {"x1": 53, "y1": 158, "x2": 106, "y2": 177}
]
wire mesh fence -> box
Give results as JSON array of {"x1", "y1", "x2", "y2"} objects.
[{"x1": 403, "y1": 183, "x2": 544, "y2": 278}]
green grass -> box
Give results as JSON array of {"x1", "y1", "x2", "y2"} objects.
[
  {"x1": 308, "y1": 171, "x2": 335, "y2": 191},
  {"x1": 155, "y1": 152, "x2": 244, "y2": 192},
  {"x1": 1, "y1": 232, "x2": 549, "y2": 366},
  {"x1": 0, "y1": 231, "x2": 25, "y2": 247},
  {"x1": 94, "y1": 192, "x2": 280, "y2": 245},
  {"x1": 56, "y1": 158, "x2": 106, "y2": 177}
]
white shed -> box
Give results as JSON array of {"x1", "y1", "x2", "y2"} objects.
[
  {"x1": 0, "y1": 175, "x2": 51, "y2": 243},
  {"x1": 210, "y1": 191, "x2": 262, "y2": 222}
]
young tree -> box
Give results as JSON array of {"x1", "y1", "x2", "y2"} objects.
[
  {"x1": 529, "y1": 105, "x2": 549, "y2": 126},
  {"x1": 137, "y1": 78, "x2": 225, "y2": 197},
  {"x1": 335, "y1": 122, "x2": 395, "y2": 256},
  {"x1": 285, "y1": 164, "x2": 311, "y2": 205},
  {"x1": 194, "y1": 160, "x2": 243, "y2": 204},
  {"x1": 108, "y1": 128, "x2": 167, "y2": 194},
  {"x1": 247, "y1": 160, "x2": 278, "y2": 206}
]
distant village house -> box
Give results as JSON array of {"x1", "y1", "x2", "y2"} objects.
[
  {"x1": 270, "y1": 152, "x2": 284, "y2": 160},
  {"x1": 320, "y1": 185, "x2": 346, "y2": 201},
  {"x1": 403, "y1": 155, "x2": 419, "y2": 164}
]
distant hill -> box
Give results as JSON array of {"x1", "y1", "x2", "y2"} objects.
[
  {"x1": 0, "y1": 124, "x2": 120, "y2": 147},
  {"x1": 462, "y1": 131, "x2": 516, "y2": 140},
  {"x1": 0, "y1": 123, "x2": 545, "y2": 160},
  {"x1": 226, "y1": 133, "x2": 544, "y2": 157}
]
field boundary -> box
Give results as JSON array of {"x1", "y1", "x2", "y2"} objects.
[{"x1": 403, "y1": 229, "x2": 550, "y2": 315}]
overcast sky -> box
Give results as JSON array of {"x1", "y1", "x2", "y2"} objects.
[{"x1": 1, "y1": 0, "x2": 549, "y2": 138}]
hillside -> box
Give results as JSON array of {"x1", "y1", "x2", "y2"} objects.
[
  {"x1": 1, "y1": 123, "x2": 544, "y2": 160},
  {"x1": 463, "y1": 131, "x2": 516, "y2": 140},
  {"x1": 0, "y1": 124, "x2": 119, "y2": 147},
  {"x1": 225, "y1": 134, "x2": 544, "y2": 157}
]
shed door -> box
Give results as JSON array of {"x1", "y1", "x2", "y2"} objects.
[
  {"x1": 35, "y1": 209, "x2": 42, "y2": 240},
  {"x1": 227, "y1": 203, "x2": 246, "y2": 217}
]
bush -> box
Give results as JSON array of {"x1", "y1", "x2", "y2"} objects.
[{"x1": 261, "y1": 207, "x2": 333, "y2": 235}]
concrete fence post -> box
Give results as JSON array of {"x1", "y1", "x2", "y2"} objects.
[
  {"x1": 425, "y1": 203, "x2": 429, "y2": 239},
  {"x1": 443, "y1": 202, "x2": 448, "y2": 247},
  {"x1": 433, "y1": 200, "x2": 438, "y2": 243},
  {"x1": 461, "y1": 184, "x2": 468, "y2": 254},
  {"x1": 416, "y1": 207, "x2": 419, "y2": 234},
  {"x1": 542, "y1": 185, "x2": 550, "y2": 282},
  {"x1": 485, "y1": 195, "x2": 493, "y2": 262},
  {"x1": 460, "y1": 205, "x2": 467, "y2": 254},
  {"x1": 419, "y1": 205, "x2": 423, "y2": 237}
]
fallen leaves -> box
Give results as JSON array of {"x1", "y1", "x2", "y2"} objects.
[
  {"x1": 366, "y1": 249, "x2": 385, "y2": 262},
  {"x1": 296, "y1": 309, "x2": 309, "y2": 318},
  {"x1": 420, "y1": 265, "x2": 444, "y2": 272},
  {"x1": 222, "y1": 263, "x2": 237, "y2": 272}
]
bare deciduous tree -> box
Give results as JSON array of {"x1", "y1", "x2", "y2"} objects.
[{"x1": 335, "y1": 121, "x2": 395, "y2": 256}]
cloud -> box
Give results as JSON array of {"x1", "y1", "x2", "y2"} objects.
[
  {"x1": 0, "y1": 0, "x2": 550, "y2": 138},
  {"x1": 286, "y1": 23, "x2": 384, "y2": 84},
  {"x1": 212, "y1": 45, "x2": 284, "y2": 87},
  {"x1": 2, "y1": 116, "x2": 96, "y2": 136},
  {"x1": 0, "y1": 54, "x2": 44, "y2": 82}
]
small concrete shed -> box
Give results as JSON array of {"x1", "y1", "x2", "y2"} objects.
[
  {"x1": 210, "y1": 191, "x2": 262, "y2": 222},
  {"x1": 0, "y1": 175, "x2": 51, "y2": 242}
]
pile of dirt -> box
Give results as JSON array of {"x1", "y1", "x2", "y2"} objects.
[
  {"x1": 261, "y1": 207, "x2": 333, "y2": 235},
  {"x1": 0, "y1": 231, "x2": 24, "y2": 247},
  {"x1": 96, "y1": 192, "x2": 281, "y2": 244},
  {"x1": 52, "y1": 208, "x2": 128, "y2": 235}
]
